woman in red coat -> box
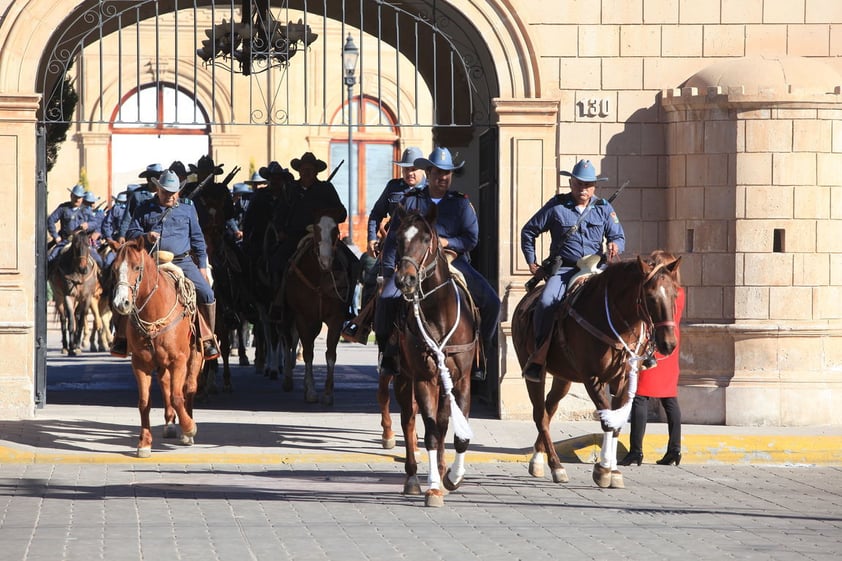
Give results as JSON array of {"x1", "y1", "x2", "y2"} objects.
[{"x1": 619, "y1": 251, "x2": 685, "y2": 466}]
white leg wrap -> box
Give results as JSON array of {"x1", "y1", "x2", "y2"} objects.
[
  {"x1": 450, "y1": 451, "x2": 466, "y2": 481},
  {"x1": 427, "y1": 449, "x2": 441, "y2": 491},
  {"x1": 599, "y1": 431, "x2": 614, "y2": 468}
]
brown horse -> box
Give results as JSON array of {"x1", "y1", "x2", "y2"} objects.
[
  {"x1": 48, "y1": 231, "x2": 100, "y2": 356},
  {"x1": 511, "y1": 254, "x2": 682, "y2": 488},
  {"x1": 391, "y1": 205, "x2": 478, "y2": 507},
  {"x1": 110, "y1": 235, "x2": 203, "y2": 458},
  {"x1": 281, "y1": 210, "x2": 348, "y2": 404}
]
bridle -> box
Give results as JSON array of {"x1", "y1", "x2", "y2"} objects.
[{"x1": 397, "y1": 216, "x2": 452, "y2": 302}]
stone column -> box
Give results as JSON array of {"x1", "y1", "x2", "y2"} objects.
[
  {"x1": 493, "y1": 98, "x2": 560, "y2": 419},
  {"x1": 0, "y1": 94, "x2": 41, "y2": 419},
  {"x1": 662, "y1": 86, "x2": 842, "y2": 425},
  {"x1": 75, "y1": 130, "x2": 111, "y2": 198}
]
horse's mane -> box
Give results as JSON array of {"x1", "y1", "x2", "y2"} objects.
[{"x1": 577, "y1": 258, "x2": 645, "y2": 297}]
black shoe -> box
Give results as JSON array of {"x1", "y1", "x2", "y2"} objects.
[
  {"x1": 341, "y1": 322, "x2": 370, "y2": 344},
  {"x1": 110, "y1": 338, "x2": 128, "y2": 358},
  {"x1": 618, "y1": 451, "x2": 643, "y2": 466},
  {"x1": 471, "y1": 367, "x2": 486, "y2": 382},
  {"x1": 656, "y1": 450, "x2": 682, "y2": 466},
  {"x1": 202, "y1": 340, "x2": 221, "y2": 360},
  {"x1": 522, "y1": 363, "x2": 543, "y2": 383}
]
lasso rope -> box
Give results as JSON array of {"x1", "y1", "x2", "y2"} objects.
[{"x1": 411, "y1": 279, "x2": 473, "y2": 440}]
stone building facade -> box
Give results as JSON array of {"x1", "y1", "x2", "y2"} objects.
[{"x1": 0, "y1": 0, "x2": 839, "y2": 425}]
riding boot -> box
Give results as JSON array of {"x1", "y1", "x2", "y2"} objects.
[
  {"x1": 198, "y1": 302, "x2": 221, "y2": 360},
  {"x1": 110, "y1": 315, "x2": 128, "y2": 358},
  {"x1": 522, "y1": 334, "x2": 552, "y2": 383},
  {"x1": 342, "y1": 296, "x2": 374, "y2": 344}
]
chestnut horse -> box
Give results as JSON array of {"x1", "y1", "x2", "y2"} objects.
[
  {"x1": 391, "y1": 205, "x2": 478, "y2": 507},
  {"x1": 281, "y1": 211, "x2": 348, "y2": 404},
  {"x1": 511, "y1": 254, "x2": 681, "y2": 488},
  {"x1": 48, "y1": 231, "x2": 101, "y2": 356},
  {"x1": 110, "y1": 235, "x2": 203, "y2": 458}
]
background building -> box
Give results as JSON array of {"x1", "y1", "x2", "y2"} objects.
[{"x1": 0, "y1": 0, "x2": 840, "y2": 425}]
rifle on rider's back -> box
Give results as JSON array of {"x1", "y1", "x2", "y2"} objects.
[
  {"x1": 525, "y1": 180, "x2": 630, "y2": 292},
  {"x1": 186, "y1": 165, "x2": 241, "y2": 200}
]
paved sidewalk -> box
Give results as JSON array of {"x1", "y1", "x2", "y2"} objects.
[{"x1": 0, "y1": 331, "x2": 840, "y2": 561}]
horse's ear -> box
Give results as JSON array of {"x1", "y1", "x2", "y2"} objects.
[
  {"x1": 666, "y1": 256, "x2": 682, "y2": 276},
  {"x1": 425, "y1": 202, "x2": 438, "y2": 223},
  {"x1": 141, "y1": 233, "x2": 157, "y2": 251},
  {"x1": 106, "y1": 239, "x2": 122, "y2": 251}
]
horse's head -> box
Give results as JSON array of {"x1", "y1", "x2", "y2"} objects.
[
  {"x1": 637, "y1": 253, "x2": 682, "y2": 356},
  {"x1": 110, "y1": 237, "x2": 154, "y2": 316},
  {"x1": 68, "y1": 231, "x2": 92, "y2": 273},
  {"x1": 393, "y1": 204, "x2": 442, "y2": 298},
  {"x1": 311, "y1": 209, "x2": 341, "y2": 271}
]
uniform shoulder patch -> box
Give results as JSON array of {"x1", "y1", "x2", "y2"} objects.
[
  {"x1": 610, "y1": 211, "x2": 619, "y2": 224},
  {"x1": 179, "y1": 198, "x2": 194, "y2": 206}
]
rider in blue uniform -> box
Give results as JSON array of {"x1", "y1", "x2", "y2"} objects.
[
  {"x1": 519, "y1": 159, "x2": 625, "y2": 383},
  {"x1": 110, "y1": 169, "x2": 221, "y2": 360},
  {"x1": 80, "y1": 191, "x2": 105, "y2": 268},
  {"x1": 375, "y1": 147, "x2": 501, "y2": 379},
  {"x1": 117, "y1": 163, "x2": 163, "y2": 242},
  {"x1": 101, "y1": 189, "x2": 131, "y2": 268},
  {"x1": 341, "y1": 147, "x2": 426, "y2": 342},
  {"x1": 47, "y1": 184, "x2": 88, "y2": 268},
  {"x1": 224, "y1": 182, "x2": 252, "y2": 245}
]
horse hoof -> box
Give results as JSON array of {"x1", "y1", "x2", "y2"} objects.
[
  {"x1": 179, "y1": 435, "x2": 194, "y2": 446},
  {"x1": 183, "y1": 424, "x2": 197, "y2": 438},
  {"x1": 610, "y1": 470, "x2": 625, "y2": 489},
  {"x1": 403, "y1": 477, "x2": 422, "y2": 496},
  {"x1": 239, "y1": 356, "x2": 250, "y2": 366},
  {"x1": 381, "y1": 437, "x2": 396, "y2": 450},
  {"x1": 551, "y1": 468, "x2": 569, "y2": 484},
  {"x1": 592, "y1": 464, "x2": 612, "y2": 488},
  {"x1": 137, "y1": 447, "x2": 152, "y2": 458},
  {"x1": 443, "y1": 468, "x2": 464, "y2": 491},
  {"x1": 61, "y1": 348, "x2": 68, "y2": 356},
  {"x1": 320, "y1": 394, "x2": 334, "y2": 406},
  {"x1": 528, "y1": 460, "x2": 545, "y2": 479},
  {"x1": 424, "y1": 490, "x2": 445, "y2": 508},
  {"x1": 162, "y1": 425, "x2": 177, "y2": 439}
]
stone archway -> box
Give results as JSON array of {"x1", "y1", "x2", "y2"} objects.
[{"x1": 0, "y1": 0, "x2": 549, "y2": 419}]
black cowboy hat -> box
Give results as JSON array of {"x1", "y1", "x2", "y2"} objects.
[
  {"x1": 169, "y1": 160, "x2": 189, "y2": 178},
  {"x1": 188, "y1": 155, "x2": 224, "y2": 176},
  {"x1": 290, "y1": 152, "x2": 327, "y2": 173},
  {"x1": 258, "y1": 161, "x2": 289, "y2": 178}
]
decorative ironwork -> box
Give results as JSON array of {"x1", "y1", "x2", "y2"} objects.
[{"x1": 197, "y1": 1, "x2": 318, "y2": 76}]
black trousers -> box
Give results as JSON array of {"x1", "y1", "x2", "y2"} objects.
[{"x1": 628, "y1": 395, "x2": 682, "y2": 454}]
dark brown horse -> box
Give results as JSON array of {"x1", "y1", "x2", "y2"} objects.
[
  {"x1": 391, "y1": 205, "x2": 478, "y2": 507},
  {"x1": 281, "y1": 210, "x2": 348, "y2": 404},
  {"x1": 110, "y1": 236, "x2": 203, "y2": 458},
  {"x1": 48, "y1": 231, "x2": 100, "y2": 356},
  {"x1": 511, "y1": 254, "x2": 682, "y2": 488}
]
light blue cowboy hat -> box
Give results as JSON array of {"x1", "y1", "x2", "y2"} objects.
[
  {"x1": 560, "y1": 159, "x2": 608, "y2": 182},
  {"x1": 244, "y1": 171, "x2": 268, "y2": 185},
  {"x1": 83, "y1": 191, "x2": 99, "y2": 203},
  {"x1": 413, "y1": 146, "x2": 464, "y2": 171},
  {"x1": 125, "y1": 183, "x2": 141, "y2": 193},
  {"x1": 138, "y1": 163, "x2": 164, "y2": 178},
  {"x1": 232, "y1": 182, "x2": 252, "y2": 195},
  {"x1": 394, "y1": 147, "x2": 425, "y2": 168},
  {"x1": 114, "y1": 191, "x2": 128, "y2": 204},
  {"x1": 69, "y1": 184, "x2": 86, "y2": 198},
  {"x1": 151, "y1": 170, "x2": 185, "y2": 193}
]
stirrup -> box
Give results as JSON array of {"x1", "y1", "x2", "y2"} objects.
[
  {"x1": 202, "y1": 340, "x2": 220, "y2": 360},
  {"x1": 341, "y1": 322, "x2": 371, "y2": 344}
]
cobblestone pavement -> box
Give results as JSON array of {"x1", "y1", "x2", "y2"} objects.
[{"x1": 0, "y1": 329, "x2": 840, "y2": 560}]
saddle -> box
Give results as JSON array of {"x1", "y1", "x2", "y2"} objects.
[{"x1": 158, "y1": 262, "x2": 197, "y2": 318}]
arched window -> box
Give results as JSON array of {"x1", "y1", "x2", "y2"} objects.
[
  {"x1": 329, "y1": 95, "x2": 399, "y2": 247},
  {"x1": 109, "y1": 83, "x2": 210, "y2": 195}
]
